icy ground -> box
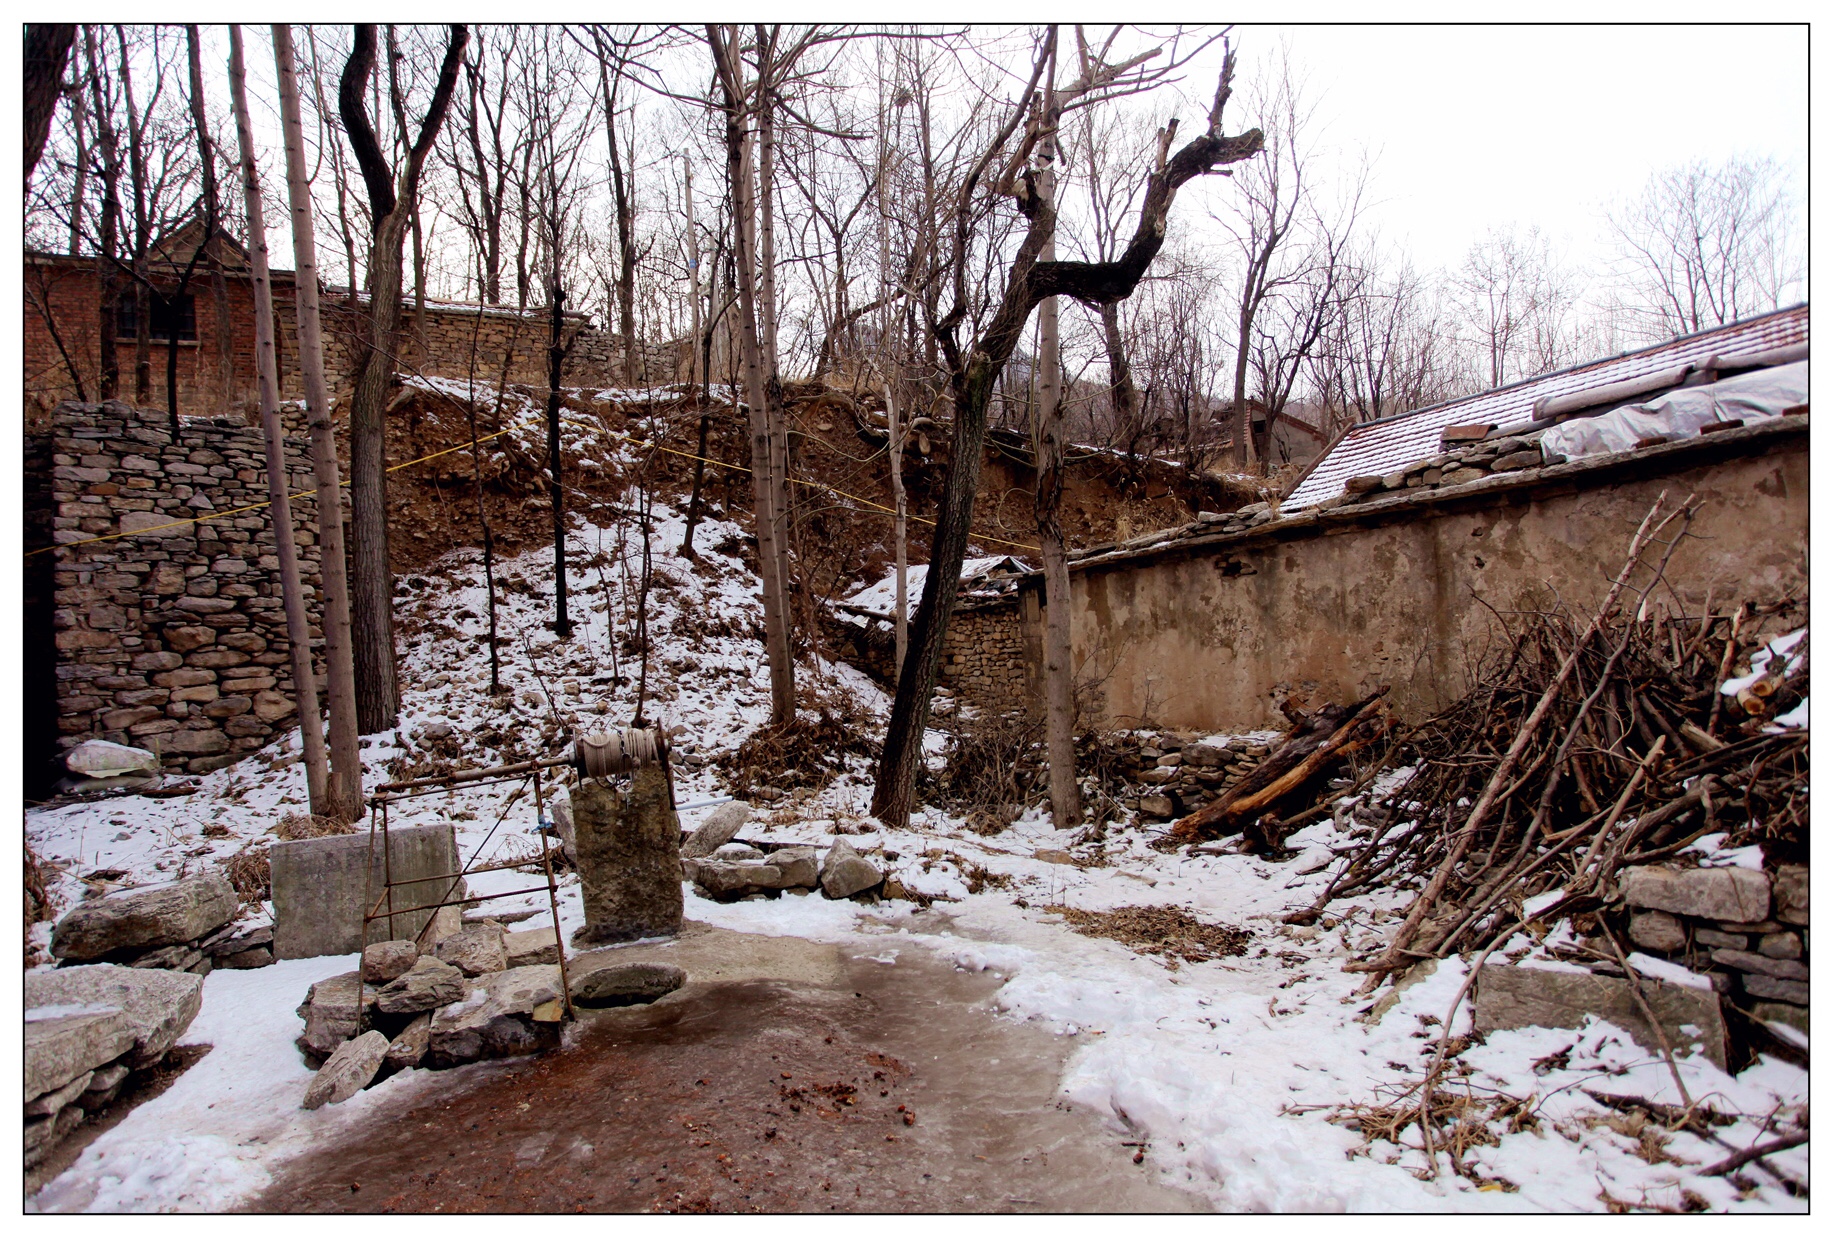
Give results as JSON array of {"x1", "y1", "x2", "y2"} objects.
[{"x1": 27, "y1": 501, "x2": 1809, "y2": 1213}]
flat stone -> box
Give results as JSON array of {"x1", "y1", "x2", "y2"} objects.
[
  {"x1": 1628, "y1": 910, "x2": 1686, "y2": 952},
  {"x1": 1749, "y1": 1002, "x2": 1808, "y2": 1036},
  {"x1": 504, "y1": 927, "x2": 561, "y2": 968},
  {"x1": 63, "y1": 739, "x2": 160, "y2": 779},
  {"x1": 25, "y1": 963, "x2": 205, "y2": 1069},
  {"x1": 24, "y1": 1011, "x2": 135, "y2": 1102},
  {"x1": 270, "y1": 822, "x2": 460, "y2": 959},
  {"x1": 1742, "y1": 974, "x2": 1810, "y2": 1005},
  {"x1": 131, "y1": 944, "x2": 205, "y2": 971},
  {"x1": 819, "y1": 840, "x2": 882, "y2": 900},
  {"x1": 1693, "y1": 928, "x2": 1746, "y2": 950},
  {"x1": 1441, "y1": 466, "x2": 1490, "y2": 486},
  {"x1": 681, "y1": 801, "x2": 752, "y2": 858},
  {"x1": 1138, "y1": 795, "x2": 1177, "y2": 820},
  {"x1": 1491, "y1": 449, "x2": 1543, "y2": 471},
  {"x1": 1619, "y1": 864, "x2": 1771, "y2": 923},
  {"x1": 694, "y1": 861, "x2": 786, "y2": 900},
  {"x1": 568, "y1": 960, "x2": 687, "y2": 1009},
  {"x1": 295, "y1": 971, "x2": 378, "y2": 1059},
  {"x1": 362, "y1": 939, "x2": 420, "y2": 984},
  {"x1": 710, "y1": 843, "x2": 767, "y2": 862},
  {"x1": 25, "y1": 1106, "x2": 87, "y2": 1171},
  {"x1": 1182, "y1": 743, "x2": 1227, "y2": 768},
  {"x1": 1773, "y1": 865, "x2": 1808, "y2": 926},
  {"x1": 428, "y1": 965, "x2": 563, "y2": 1066},
  {"x1": 1710, "y1": 948, "x2": 1809, "y2": 980},
  {"x1": 302, "y1": 1030, "x2": 390, "y2": 1110},
  {"x1": 1474, "y1": 961, "x2": 1727, "y2": 1071},
  {"x1": 435, "y1": 923, "x2": 509, "y2": 977},
  {"x1": 217, "y1": 946, "x2": 274, "y2": 969},
  {"x1": 1757, "y1": 931, "x2": 1802, "y2": 960},
  {"x1": 383, "y1": 1013, "x2": 432, "y2": 1071},
  {"x1": 374, "y1": 955, "x2": 468, "y2": 1016},
  {"x1": 51, "y1": 873, "x2": 239, "y2": 962},
  {"x1": 25, "y1": 1070, "x2": 96, "y2": 1119}
]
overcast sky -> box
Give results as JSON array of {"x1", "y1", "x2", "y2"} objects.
[{"x1": 1205, "y1": 23, "x2": 1808, "y2": 283}]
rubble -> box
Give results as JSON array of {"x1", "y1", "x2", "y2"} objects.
[
  {"x1": 434, "y1": 922, "x2": 509, "y2": 977},
  {"x1": 428, "y1": 965, "x2": 565, "y2": 1066},
  {"x1": 819, "y1": 840, "x2": 883, "y2": 899},
  {"x1": 373, "y1": 956, "x2": 467, "y2": 1016},
  {"x1": 362, "y1": 939, "x2": 421, "y2": 984}
]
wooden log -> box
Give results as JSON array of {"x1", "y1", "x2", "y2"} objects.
[{"x1": 1170, "y1": 689, "x2": 1391, "y2": 842}]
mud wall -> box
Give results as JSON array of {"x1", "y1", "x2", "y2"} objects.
[{"x1": 1065, "y1": 433, "x2": 1809, "y2": 733}]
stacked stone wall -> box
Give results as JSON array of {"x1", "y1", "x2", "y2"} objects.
[
  {"x1": 39, "y1": 400, "x2": 326, "y2": 775},
  {"x1": 940, "y1": 602, "x2": 1032, "y2": 713}
]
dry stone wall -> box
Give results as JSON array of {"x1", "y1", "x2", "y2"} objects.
[
  {"x1": 40, "y1": 400, "x2": 325, "y2": 774},
  {"x1": 940, "y1": 602, "x2": 1033, "y2": 714}
]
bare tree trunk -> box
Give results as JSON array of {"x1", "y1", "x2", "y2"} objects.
[
  {"x1": 82, "y1": 28, "x2": 121, "y2": 400},
  {"x1": 24, "y1": 25, "x2": 76, "y2": 188},
  {"x1": 546, "y1": 283, "x2": 572, "y2": 639},
  {"x1": 1099, "y1": 300, "x2": 1137, "y2": 434},
  {"x1": 274, "y1": 23, "x2": 364, "y2": 822},
  {"x1": 708, "y1": 24, "x2": 796, "y2": 725},
  {"x1": 1032, "y1": 69, "x2": 1081, "y2": 829},
  {"x1": 596, "y1": 36, "x2": 638, "y2": 386},
  {"x1": 754, "y1": 27, "x2": 796, "y2": 669},
  {"x1": 679, "y1": 158, "x2": 708, "y2": 559},
  {"x1": 115, "y1": 27, "x2": 153, "y2": 406},
  {"x1": 876, "y1": 61, "x2": 908, "y2": 675},
  {"x1": 186, "y1": 25, "x2": 232, "y2": 411},
  {"x1": 230, "y1": 25, "x2": 329, "y2": 813}
]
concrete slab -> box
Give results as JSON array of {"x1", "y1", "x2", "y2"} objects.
[{"x1": 270, "y1": 823, "x2": 460, "y2": 960}]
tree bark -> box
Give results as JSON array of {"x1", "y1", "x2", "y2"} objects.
[
  {"x1": 185, "y1": 25, "x2": 233, "y2": 410},
  {"x1": 83, "y1": 28, "x2": 122, "y2": 400},
  {"x1": 24, "y1": 25, "x2": 76, "y2": 187},
  {"x1": 546, "y1": 284, "x2": 572, "y2": 638},
  {"x1": 230, "y1": 24, "x2": 330, "y2": 814},
  {"x1": 338, "y1": 23, "x2": 469, "y2": 733},
  {"x1": 595, "y1": 34, "x2": 639, "y2": 386},
  {"x1": 274, "y1": 23, "x2": 364, "y2": 822}
]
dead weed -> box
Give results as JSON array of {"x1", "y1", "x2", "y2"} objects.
[{"x1": 1045, "y1": 903, "x2": 1250, "y2": 964}]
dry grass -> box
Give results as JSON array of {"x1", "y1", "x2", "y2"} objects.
[
  {"x1": 269, "y1": 813, "x2": 357, "y2": 841},
  {"x1": 1046, "y1": 903, "x2": 1250, "y2": 964},
  {"x1": 218, "y1": 844, "x2": 271, "y2": 904},
  {"x1": 716, "y1": 685, "x2": 879, "y2": 799}
]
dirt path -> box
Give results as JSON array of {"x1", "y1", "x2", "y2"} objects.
[{"x1": 249, "y1": 921, "x2": 1205, "y2": 1213}]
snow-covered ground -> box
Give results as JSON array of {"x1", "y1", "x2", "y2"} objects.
[{"x1": 27, "y1": 501, "x2": 1809, "y2": 1213}]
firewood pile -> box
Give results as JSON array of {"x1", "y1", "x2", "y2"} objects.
[{"x1": 1256, "y1": 495, "x2": 1807, "y2": 989}]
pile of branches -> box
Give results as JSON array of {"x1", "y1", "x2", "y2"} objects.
[{"x1": 1282, "y1": 494, "x2": 1808, "y2": 985}]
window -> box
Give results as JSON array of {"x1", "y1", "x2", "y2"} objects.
[{"x1": 115, "y1": 292, "x2": 197, "y2": 342}]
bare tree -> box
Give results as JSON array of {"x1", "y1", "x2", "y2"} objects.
[
  {"x1": 274, "y1": 23, "x2": 363, "y2": 821},
  {"x1": 229, "y1": 24, "x2": 329, "y2": 813},
  {"x1": 338, "y1": 22, "x2": 469, "y2": 733},
  {"x1": 1450, "y1": 224, "x2": 1577, "y2": 389},
  {"x1": 1607, "y1": 156, "x2": 1804, "y2": 341},
  {"x1": 25, "y1": 25, "x2": 76, "y2": 189}
]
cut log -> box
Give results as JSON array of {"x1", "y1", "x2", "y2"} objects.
[{"x1": 1170, "y1": 690, "x2": 1391, "y2": 843}]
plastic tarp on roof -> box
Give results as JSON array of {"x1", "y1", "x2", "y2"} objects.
[{"x1": 1539, "y1": 361, "x2": 1807, "y2": 461}]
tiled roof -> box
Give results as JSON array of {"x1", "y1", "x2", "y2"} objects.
[{"x1": 1285, "y1": 306, "x2": 1809, "y2": 509}]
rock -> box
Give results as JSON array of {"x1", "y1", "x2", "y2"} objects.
[
  {"x1": 505, "y1": 927, "x2": 562, "y2": 968},
  {"x1": 1343, "y1": 475, "x2": 1383, "y2": 495},
  {"x1": 1619, "y1": 864, "x2": 1770, "y2": 923},
  {"x1": 694, "y1": 861, "x2": 786, "y2": 900},
  {"x1": 374, "y1": 956, "x2": 468, "y2": 1016},
  {"x1": 1710, "y1": 948, "x2": 1809, "y2": 980},
  {"x1": 131, "y1": 944, "x2": 205, "y2": 971},
  {"x1": 1137, "y1": 795, "x2": 1177, "y2": 820},
  {"x1": 25, "y1": 1106, "x2": 87, "y2": 1171},
  {"x1": 1474, "y1": 961, "x2": 1727, "y2": 1071},
  {"x1": 571, "y1": 767, "x2": 684, "y2": 946},
  {"x1": 551, "y1": 794, "x2": 577, "y2": 864},
  {"x1": 1490, "y1": 449, "x2": 1543, "y2": 472},
  {"x1": 217, "y1": 946, "x2": 274, "y2": 969},
  {"x1": 569, "y1": 960, "x2": 687, "y2": 1008},
  {"x1": 24, "y1": 1010, "x2": 135, "y2": 1103},
  {"x1": 362, "y1": 939, "x2": 421, "y2": 984},
  {"x1": 64, "y1": 739, "x2": 160, "y2": 779},
  {"x1": 434, "y1": 923, "x2": 509, "y2": 977},
  {"x1": 75, "y1": 1061, "x2": 131, "y2": 1113},
  {"x1": 26, "y1": 1070, "x2": 96, "y2": 1119},
  {"x1": 1182, "y1": 743, "x2": 1227, "y2": 768},
  {"x1": 50, "y1": 873, "x2": 239, "y2": 962},
  {"x1": 1758, "y1": 931, "x2": 1802, "y2": 960},
  {"x1": 202, "y1": 922, "x2": 273, "y2": 957},
  {"x1": 681, "y1": 801, "x2": 751, "y2": 858},
  {"x1": 769, "y1": 846, "x2": 820, "y2": 888},
  {"x1": 711, "y1": 843, "x2": 766, "y2": 862},
  {"x1": 1693, "y1": 928, "x2": 1746, "y2": 950},
  {"x1": 429, "y1": 965, "x2": 564, "y2": 1066},
  {"x1": 295, "y1": 971, "x2": 380, "y2": 1060},
  {"x1": 1742, "y1": 974, "x2": 1810, "y2": 1005},
  {"x1": 1365, "y1": 959, "x2": 1440, "y2": 1026},
  {"x1": 1441, "y1": 466, "x2": 1489, "y2": 486},
  {"x1": 270, "y1": 822, "x2": 460, "y2": 960},
  {"x1": 1627, "y1": 910, "x2": 1686, "y2": 952},
  {"x1": 819, "y1": 840, "x2": 883, "y2": 900},
  {"x1": 25, "y1": 963, "x2": 205, "y2": 1069},
  {"x1": 1773, "y1": 865, "x2": 1808, "y2": 926},
  {"x1": 383, "y1": 1013, "x2": 432, "y2": 1071},
  {"x1": 302, "y1": 1030, "x2": 390, "y2": 1110},
  {"x1": 1749, "y1": 1002, "x2": 1809, "y2": 1036}
]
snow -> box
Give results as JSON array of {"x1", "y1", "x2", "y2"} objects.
[
  {"x1": 26, "y1": 489, "x2": 1808, "y2": 1214},
  {"x1": 1720, "y1": 627, "x2": 1807, "y2": 695},
  {"x1": 1628, "y1": 952, "x2": 1715, "y2": 991},
  {"x1": 841, "y1": 555, "x2": 1025, "y2": 619}
]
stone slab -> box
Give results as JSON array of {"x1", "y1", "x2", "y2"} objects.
[
  {"x1": 1619, "y1": 865, "x2": 1770, "y2": 923},
  {"x1": 25, "y1": 963, "x2": 204, "y2": 1069},
  {"x1": 1474, "y1": 961, "x2": 1728, "y2": 1071},
  {"x1": 25, "y1": 1011, "x2": 135, "y2": 1102},
  {"x1": 50, "y1": 873, "x2": 238, "y2": 962},
  {"x1": 270, "y1": 822, "x2": 460, "y2": 960}
]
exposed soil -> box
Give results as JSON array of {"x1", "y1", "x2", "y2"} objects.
[{"x1": 247, "y1": 925, "x2": 1205, "y2": 1214}]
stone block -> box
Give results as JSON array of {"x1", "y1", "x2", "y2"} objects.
[
  {"x1": 1773, "y1": 865, "x2": 1808, "y2": 926},
  {"x1": 434, "y1": 923, "x2": 509, "y2": 977},
  {"x1": 1711, "y1": 949, "x2": 1809, "y2": 980},
  {"x1": 251, "y1": 690, "x2": 296, "y2": 722},
  {"x1": 568, "y1": 959, "x2": 686, "y2": 1008},
  {"x1": 383, "y1": 1013, "x2": 432, "y2": 1071},
  {"x1": 25, "y1": 1011, "x2": 135, "y2": 1103},
  {"x1": 270, "y1": 822, "x2": 460, "y2": 959},
  {"x1": 302, "y1": 1030, "x2": 390, "y2": 1110},
  {"x1": 505, "y1": 927, "x2": 562, "y2": 968},
  {"x1": 149, "y1": 727, "x2": 229, "y2": 756},
  {"x1": 1742, "y1": 974, "x2": 1809, "y2": 1005},
  {"x1": 1619, "y1": 864, "x2": 1770, "y2": 923},
  {"x1": 1628, "y1": 910, "x2": 1686, "y2": 952},
  {"x1": 361, "y1": 939, "x2": 420, "y2": 984},
  {"x1": 50, "y1": 874, "x2": 238, "y2": 962},
  {"x1": 295, "y1": 971, "x2": 378, "y2": 1059},
  {"x1": 1757, "y1": 931, "x2": 1802, "y2": 960},
  {"x1": 165, "y1": 625, "x2": 217, "y2": 652},
  {"x1": 428, "y1": 965, "x2": 563, "y2": 1066},
  {"x1": 769, "y1": 846, "x2": 820, "y2": 888},
  {"x1": 681, "y1": 800, "x2": 751, "y2": 858},
  {"x1": 570, "y1": 767, "x2": 683, "y2": 947},
  {"x1": 1693, "y1": 928, "x2": 1746, "y2": 950},
  {"x1": 25, "y1": 964, "x2": 206, "y2": 1070},
  {"x1": 374, "y1": 956, "x2": 467, "y2": 1016},
  {"x1": 28, "y1": 1071, "x2": 97, "y2": 1119},
  {"x1": 1749, "y1": 1002, "x2": 1808, "y2": 1036},
  {"x1": 1474, "y1": 961, "x2": 1727, "y2": 1071},
  {"x1": 694, "y1": 861, "x2": 786, "y2": 900},
  {"x1": 819, "y1": 840, "x2": 882, "y2": 900}
]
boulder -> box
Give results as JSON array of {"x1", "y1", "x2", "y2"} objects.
[
  {"x1": 24, "y1": 1010, "x2": 134, "y2": 1103},
  {"x1": 681, "y1": 801, "x2": 751, "y2": 858},
  {"x1": 820, "y1": 840, "x2": 882, "y2": 900},
  {"x1": 694, "y1": 861, "x2": 786, "y2": 901},
  {"x1": 383, "y1": 1013, "x2": 432, "y2": 1071},
  {"x1": 1627, "y1": 910, "x2": 1687, "y2": 953},
  {"x1": 295, "y1": 971, "x2": 378, "y2": 1059},
  {"x1": 569, "y1": 960, "x2": 687, "y2": 1008},
  {"x1": 50, "y1": 873, "x2": 239, "y2": 962},
  {"x1": 711, "y1": 843, "x2": 767, "y2": 862},
  {"x1": 504, "y1": 927, "x2": 561, "y2": 968},
  {"x1": 434, "y1": 923, "x2": 509, "y2": 977},
  {"x1": 769, "y1": 846, "x2": 820, "y2": 888},
  {"x1": 25, "y1": 964, "x2": 205, "y2": 1069},
  {"x1": 428, "y1": 965, "x2": 563, "y2": 1066},
  {"x1": 1474, "y1": 960, "x2": 1727, "y2": 1071},
  {"x1": 302, "y1": 1030, "x2": 390, "y2": 1110},
  {"x1": 1619, "y1": 865, "x2": 1770, "y2": 923},
  {"x1": 373, "y1": 956, "x2": 467, "y2": 1016},
  {"x1": 63, "y1": 739, "x2": 160, "y2": 779},
  {"x1": 362, "y1": 939, "x2": 421, "y2": 984}
]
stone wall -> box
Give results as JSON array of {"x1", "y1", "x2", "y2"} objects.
[
  {"x1": 940, "y1": 598, "x2": 1037, "y2": 715},
  {"x1": 1059, "y1": 419, "x2": 1809, "y2": 733},
  {"x1": 34, "y1": 400, "x2": 326, "y2": 776}
]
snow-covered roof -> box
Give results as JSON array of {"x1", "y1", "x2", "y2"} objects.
[
  {"x1": 840, "y1": 555, "x2": 1028, "y2": 620},
  {"x1": 1285, "y1": 305, "x2": 1809, "y2": 510}
]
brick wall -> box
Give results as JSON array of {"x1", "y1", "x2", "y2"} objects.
[{"x1": 36, "y1": 400, "x2": 328, "y2": 775}]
